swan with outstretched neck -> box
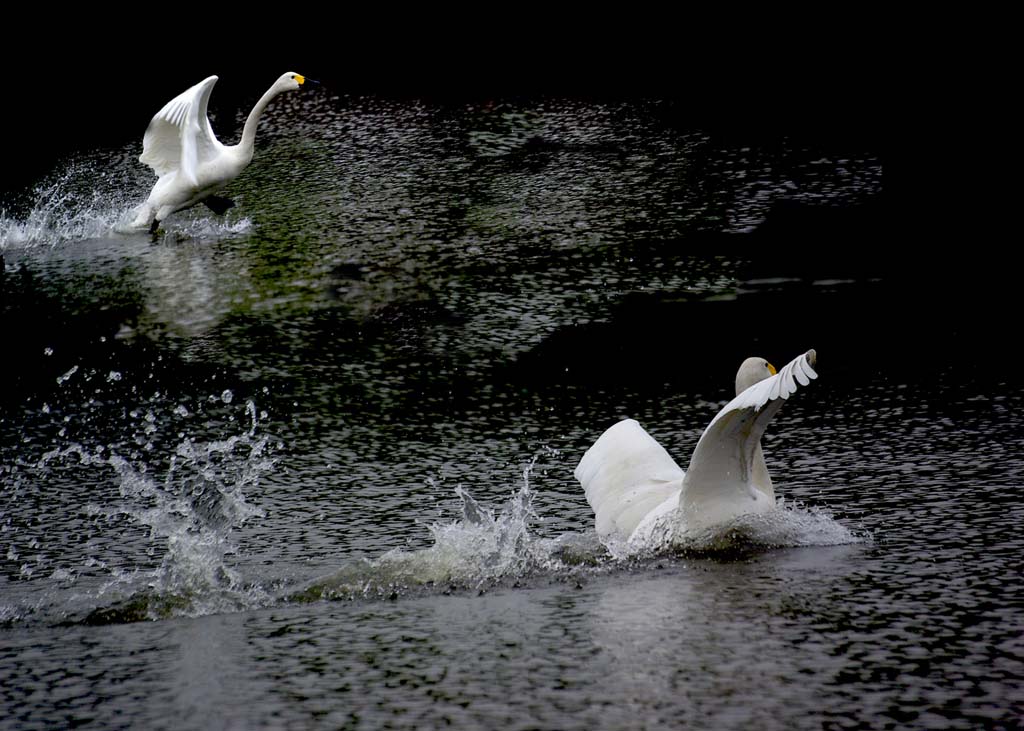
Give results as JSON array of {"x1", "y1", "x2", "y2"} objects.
[
  {"x1": 576, "y1": 349, "x2": 818, "y2": 552},
  {"x1": 131, "y1": 72, "x2": 314, "y2": 233}
]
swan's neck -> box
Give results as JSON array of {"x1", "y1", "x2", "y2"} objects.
[
  {"x1": 751, "y1": 441, "x2": 774, "y2": 500},
  {"x1": 238, "y1": 85, "x2": 283, "y2": 164}
]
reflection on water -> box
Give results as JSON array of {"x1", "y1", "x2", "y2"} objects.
[{"x1": 3, "y1": 97, "x2": 1020, "y2": 729}]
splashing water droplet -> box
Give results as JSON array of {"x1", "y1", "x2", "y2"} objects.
[
  {"x1": 56, "y1": 365, "x2": 79, "y2": 385},
  {"x1": 28, "y1": 400, "x2": 278, "y2": 623},
  {"x1": 295, "y1": 453, "x2": 577, "y2": 602}
]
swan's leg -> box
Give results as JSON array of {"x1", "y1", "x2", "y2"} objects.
[
  {"x1": 130, "y1": 203, "x2": 156, "y2": 231},
  {"x1": 151, "y1": 204, "x2": 176, "y2": 236}
]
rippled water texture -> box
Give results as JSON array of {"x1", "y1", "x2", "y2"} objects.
[{"x1": 2, "y1": 96, "x2": 1020, "y2": 729}]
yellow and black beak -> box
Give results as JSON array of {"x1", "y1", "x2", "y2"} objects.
[
  {"x1": 295, "y1": 74, "x2": 320, "y2": 87},
  {"x1": 767, "y1": 362, "x2": 777, "y2": 376}
]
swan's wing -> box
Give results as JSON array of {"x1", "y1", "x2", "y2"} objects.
[
  {"x1": 139, "y1": 76, "x2": 220, "y2": 184},
  {"x1": 575, "y1": 419, "x2": 685, "y2": 541},
  {"x1": 681, "y1": 350, "x2": 817, "y2": 514}
]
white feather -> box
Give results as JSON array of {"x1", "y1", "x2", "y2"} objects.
[
  {"x1": 575, "y1": 350, "x2": 818, "y2": 547},
  {"x1": 140, "y1": 76, "x2": 221, "y2": 183},
  {"x1": 575, "y1": 419, "x2": 684, "y2": 541}
]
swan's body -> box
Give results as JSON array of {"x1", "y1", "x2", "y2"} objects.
[
  {"x1": 131, "y1": 72, "x2": 309, "y2": 232},
  {"x1": 576, "y1": 350, "x2": 818, "y2": 550}
]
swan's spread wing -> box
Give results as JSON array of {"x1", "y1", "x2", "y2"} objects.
[
  {"x1": 681, "y1": 350, "x2": 817, "y2": 519},
  {"x1": 575, "y1": 419, "x2": 684, "y2": 541},
  {"x1": 140, "y1": 76, "x2": 220, "y2": 184}
]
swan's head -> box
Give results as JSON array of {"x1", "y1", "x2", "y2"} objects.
[
  {"x1": 735, "y1": 357, "x2": 776, "y2": 396},
  {"x1": 275, "y1": 72, "x2": 312, "y2": 93}
]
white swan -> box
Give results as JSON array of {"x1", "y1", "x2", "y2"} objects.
[
  {"x1": 131, "y1": 72, "x2": 312, "y2": 232},
  {"x1": 575, "y1": 349, "x2": 818, "y2": 550}
]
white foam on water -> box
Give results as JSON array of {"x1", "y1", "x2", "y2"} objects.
[{"x1": 618, "y1": 496, "x2": 865, "y2": 559}]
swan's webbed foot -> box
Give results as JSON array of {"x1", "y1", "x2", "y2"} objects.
[
  {"x1": 203, "y1": 196, "x2": 235, "y2": 215},
  {"x1": 149, "y1": 218, "x2": 161, "y2": 239}
]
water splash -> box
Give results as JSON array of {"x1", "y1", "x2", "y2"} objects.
[
  {"x1": 0, "y1": 156, "x2": 143, "y2": 249},
  {"x1": 1, "y1": 153, "x2": 252, "y2": 249},
  {"x1": 110, "y1": 402, "x2": 269, "y2": 595},
  {"x1": 25, "y1": 400, "x2": 276, "y2": 625},
  {"x1": 292, "y1": 457, "x2": 863, "y2": 606},
  {"x1": 7, "y1": 424, "x2": 863, "y2": 626},
  {"x1": 293, "y1": 456, "x2": 583, "y2": 602}
]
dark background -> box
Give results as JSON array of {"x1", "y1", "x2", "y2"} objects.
[
  {"x1": 5, "y1": 13, "x2": 884, "y2": 196},
  {"x1": 11, "y1": 16, "x2": 998, "y2": 392}
]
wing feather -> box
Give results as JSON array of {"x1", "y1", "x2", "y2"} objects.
[
  {"x1": 139, "y1": 75, "x2": 220, "y2": 183},
  {"x1": 794, "y1": 358, "x2": 811, "y2": 386},
  {"x1": 575, "y1": 419, "x2": 684, "y2": 541},
  {"x1": 708, "y1": 349, "x2": 817, "y2": 429}
]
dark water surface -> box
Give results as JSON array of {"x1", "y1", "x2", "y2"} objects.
[{"x1": 2, "y1": 96, "x2": 1020, "y2": 729}]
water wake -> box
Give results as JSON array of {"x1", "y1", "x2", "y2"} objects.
[
  {"x1": 294, "y1": 463, "x2": 863, "y2": 605},
  {"x1": 7, "y1": 423, "x2": 861, "y2": 627},
  {"x1": 292, "y1": 458, "x2": 590, "y2": 603}
]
